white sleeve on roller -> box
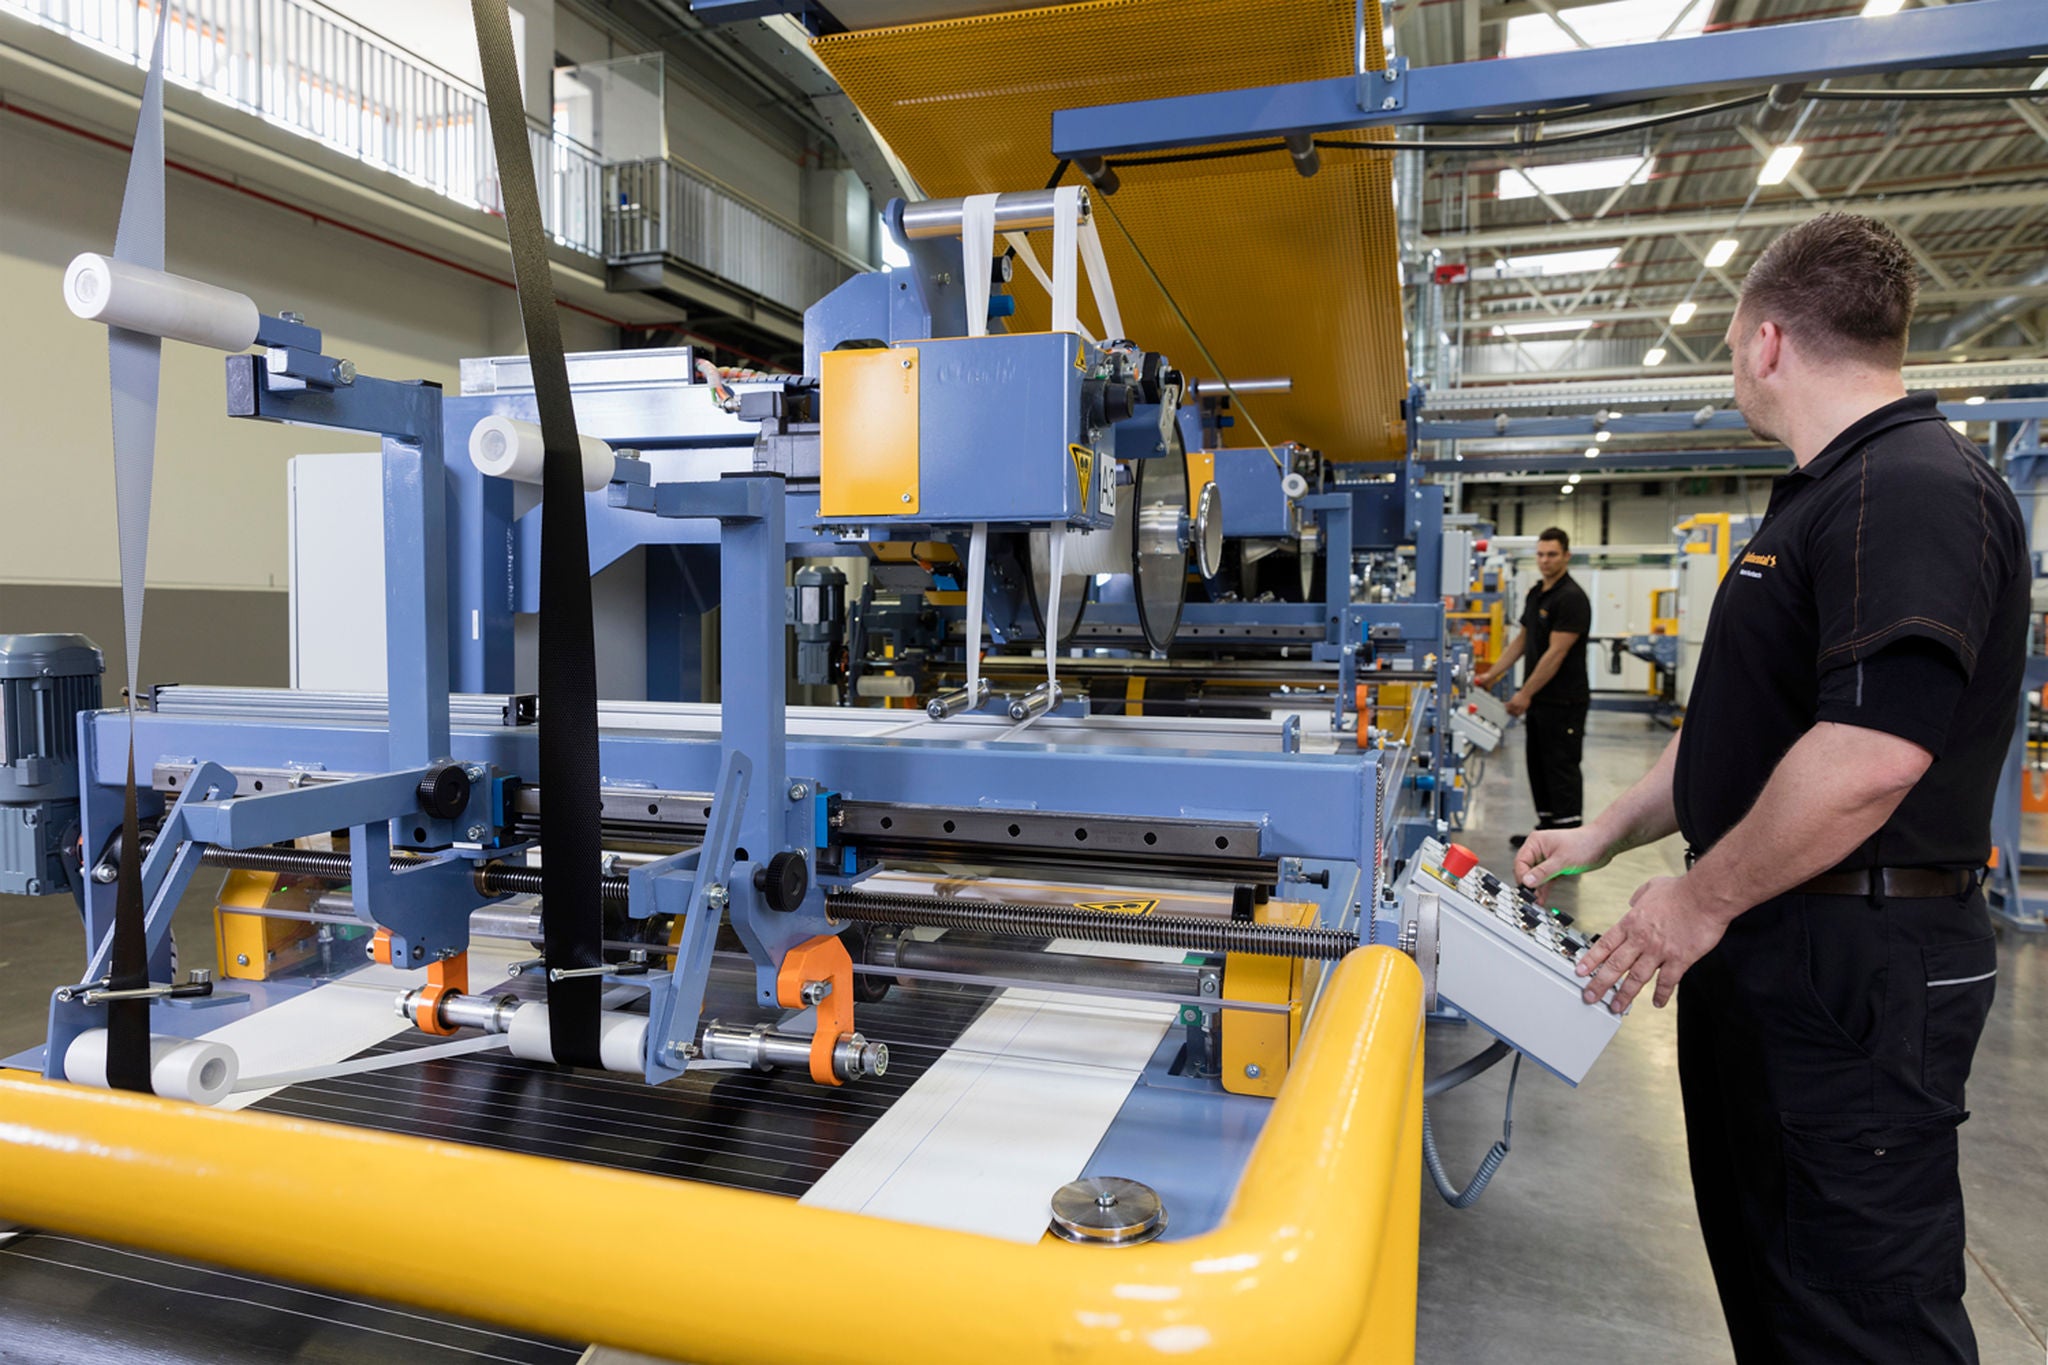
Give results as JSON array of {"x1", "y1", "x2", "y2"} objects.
[
  {"x1": 63, "y1": 253, "x2": 262, "y2": 352},
  {"x1": 506, "y1": 1004, "x2": 649, "y2": 1073},
  {"x1": 468, "y1": 414, "x2": 616, "y2": 494},
  {"x1": 63, "y1": 1029, "x2": 240, "y2": 1106}
]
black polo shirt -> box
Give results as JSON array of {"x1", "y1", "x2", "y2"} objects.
[
  {"x1": 1521, "y1": 572, "x2": 1592, "y2": 707},
  {"x1": 1673, "y1": 392, "x2": 2029, "y2": 871}
]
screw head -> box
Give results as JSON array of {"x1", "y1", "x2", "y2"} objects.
[
  {"x1": 900, "y1": 492, "x2": 913, "y2": 504},
  {"x1": 237, "y1": 953, "x2": 251, "y2": 967},
  {"x1": 788, "y1": 782, "x2": 810, "y2": 801},
  {"x1": 92, "y1": 863, "x2": 117, "y2": 884},
  {"x1": 466, "y1": 824, "x2": 487, "y2": 841},
  {"x1": 1244, "y1": 1063, "x2": 1262, "y2": 1079},
  {"x1": 1381, "y1": 95, "x2": 1398, "y2": 110},
  {"x1": 22, "y1": 809, "x2": 38, "y2": 828},
  {"x1": 900, "y1": 357, "x2": 912, "y2": 369},
  {"x1": 336, "y1": 359, "x2": 357, "y2": 385},
  {"x1": 705, "y1": 883, "x2": 730, "y2": 910}
]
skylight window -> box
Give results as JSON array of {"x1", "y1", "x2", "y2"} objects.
[
  {"x1": 1492, "y1": 247, "x2": 1622, "y2": 278},
  {"x1": 1498, "y1": 156, "x2": 1654, "y2": 200},
  {"x1": 1503, "y1": 0, "x2": 1709, "y2": 58},
  {"x1": 1491, "y1": 319, "x2": 1596, "y2": 337}
]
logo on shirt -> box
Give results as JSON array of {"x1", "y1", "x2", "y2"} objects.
[{"x1": 1738, "y1": 550, "x2": 1776, "y2": 580}]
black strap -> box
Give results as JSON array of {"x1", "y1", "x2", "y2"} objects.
[
  {"x1": 104, "y1": 737, "x2": 152, "y2": 1091},
  {"x1": 470, "y1": 0, "x2": 605, "y2": 1068}
]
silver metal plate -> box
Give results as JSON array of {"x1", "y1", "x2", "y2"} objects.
[{"x1": 1049, "y1": 1176, "x2": 1167, "y2": 1246}]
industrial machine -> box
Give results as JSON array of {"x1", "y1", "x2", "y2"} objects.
[{"x1": 2, "y1": 174, "x2": 1625, "y2": 1362}]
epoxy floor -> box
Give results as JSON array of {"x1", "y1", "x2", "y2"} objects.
[
  {"x1": 0, "y1": 714, "x2": 2042, "y2": 1362},
  {"x1": 1420, "y1": 712, "x2": 2048, "y2": 1364}
]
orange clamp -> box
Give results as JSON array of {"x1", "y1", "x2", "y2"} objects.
[
  {"x1": 410, "y1": 952, "x2": 470, "y2": 1036},
  {"x1": 775, "y1": 934, "x2": 855, "y2": 1086}
]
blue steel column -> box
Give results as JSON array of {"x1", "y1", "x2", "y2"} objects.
[
  {"x1": 382, "y1": 428, "x2": 452, "y2": 768},
  {"x1": 445, "y1": 449, "x2": 517, "y2": 693}
]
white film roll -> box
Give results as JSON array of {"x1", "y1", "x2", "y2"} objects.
[
  {"x1": 63, "y1": 1029, "x2": 240, "y2": 1106},
  {"x1": 467, "y1": 414, "x2": 616, "y2": 494},
  {"x1": 506, "y1": 1004, "x2": 648, "y2": 1073},
  {"x1": 63, "y1": 254, "x2": 262, "y2": 352}
]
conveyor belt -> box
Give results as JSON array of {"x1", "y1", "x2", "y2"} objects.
[{"x1": 0, "y1": 963, "x2": 996, "y2": 1362}]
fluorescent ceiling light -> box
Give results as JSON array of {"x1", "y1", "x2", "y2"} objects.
[
  {"x1": 1492, "y1": 247, "x2": 1622, "y2": 278},
  {"x1": 1965, "y1": 394, "x2": 1987, "y2": 405},
  {"x1": 1670, "y1": 300, "x2": 1698, "y2": 325},
  {"x1": 1568, "y1": 473, "x2": 1582, "y2": 485},
  {"x1": 1949, "y1": 420, "x2": 1969, "y2": 433},
  {"x1": 1703, "y1": 238, "x2": 1739, "y2": 269},
  {"x1": 1757, "y1": 144, "x2": 1805, "y2": 187},
  {"x1": 1492, "y1": 318, "x2": 1597, "y2": 337},
  {"x1": 1586, "y1": 447, "x2": 1601, "y2": 458},
  {"x1": 1560, "y1": 484, "x2": 1575, "y2": 495},
  {"x1": 1595, "y1": 430, "x2": 1612, "y2": 443},
  {"x1": 1859, "y1": 0, "x2": 1905, "y2": 14},
  {"x1": 1499, "y1": 156, "x2": 1653, "y2": 201},
  {"x1": 1503, "y1": 0, "x2": 1708, "y2": 57},
  {"x1": 1643, "y1": 346, "x2": 1668, "y2": 367}
]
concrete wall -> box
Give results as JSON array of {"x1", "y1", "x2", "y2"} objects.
[{"x1": 0, "y1": 111, "x2": 611, "y2": 689}]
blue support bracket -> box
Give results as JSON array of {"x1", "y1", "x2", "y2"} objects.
[{"x1": 639, "y1": 751, "x2": 751, "y2": 1082}]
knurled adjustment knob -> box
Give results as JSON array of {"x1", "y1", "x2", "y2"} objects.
[
  {"x1": 416, "y1": 763, "x2": 472, "y2": 820},
  {"x1": 1441, "y1": 843, "x2": 1479, "y2": 880},
  {"x1": 753, "y1": 851, "x2": 810, "y2": 913}
]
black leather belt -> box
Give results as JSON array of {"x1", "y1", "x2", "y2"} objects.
[
  {"x1": 1683, "y1": 848, "x2": 1974, "y2": 898},
  {"x1": 1792, "y1": 868, "x2": 1974, "y2": 898}
]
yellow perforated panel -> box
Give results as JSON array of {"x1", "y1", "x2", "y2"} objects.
[{"x1": 815, "y1": 0, "x2": 1406, "y2": 462}]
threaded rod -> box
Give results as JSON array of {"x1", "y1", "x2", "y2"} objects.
[{"x1": 198, "y1": 846, "x2": 631, "y2": 907}]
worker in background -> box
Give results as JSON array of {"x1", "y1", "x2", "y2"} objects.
[
  {"x1": 1474, "y1": 527, "x2": 1591, "y2": 846},
  {"x1": 1516, "y1": 213, "x2": 2025, "y2": 1365}
]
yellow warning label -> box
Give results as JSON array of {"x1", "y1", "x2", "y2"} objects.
[
  {"x1": 1069, "y1": 444, "x2": 1092, "y2": 507},
  {"x1": 1074, "y1": 341, "x2": 1085, "y2": 371},
  {"x1": 1075, "y1": 898, "x2": 1159, "y2": 916}
]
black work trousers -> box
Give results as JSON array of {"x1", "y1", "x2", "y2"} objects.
[
  {"x1": 1678, "y1": 888, "x2": 1999, "y2": 1363},
  {"x1": 1523, "y1": 699, "x2": 1588, "y2": 829}
]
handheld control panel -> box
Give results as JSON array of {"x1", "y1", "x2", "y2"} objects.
[{"x1": 1403, "y1": 837, "x2": 1624, "y2": 1085}]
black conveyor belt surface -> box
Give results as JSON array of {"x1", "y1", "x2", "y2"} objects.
[{"x1": 0, "y1": 964, "x2": 995, "y2": 1360}]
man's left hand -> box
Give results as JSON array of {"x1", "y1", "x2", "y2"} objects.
[
  {"x1": 1505, "y1": 691, "x2": 1531, "y2": 717},
  {"x1": 1575, "y1": 876, "x2": 1728, "y2": 1012}
]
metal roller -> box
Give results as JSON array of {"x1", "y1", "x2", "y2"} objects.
[
  {"x1": 897, "y1": 188, "x2": 1088, "y2": 240},
  {"x1": 1131, "y1": 426, "x2": 1195, "y2": 653},
  {"x1": 825, "y1": 890, "x2": 1359, "y2": 960},
  {"x1": 197, "y1": 846, "x2": 632, "y2": 909}
]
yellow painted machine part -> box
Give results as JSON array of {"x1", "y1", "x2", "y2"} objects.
[
  {"x1": 814, "y1": 0, "x2": 1405, "y2": 462},
  {"x1": 0, "y1": 948, "x2": 1424, "y2": 1365},
  {"x1": 215, "y1": 869, "x2": 322, "y2": 981},
  {"x1": 820, "y1": 346, "x2": 920, "y2": 516},
  {"x1": 1222, "y1": 899, "x2": 1323, "y2": 1097}
]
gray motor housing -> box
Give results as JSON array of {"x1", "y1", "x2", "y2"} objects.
[{"x1": 0, "y1": 633, "x2": 105, "y2": 896}]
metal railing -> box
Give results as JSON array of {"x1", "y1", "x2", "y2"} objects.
[
  {"x1": 605, "y1": 157, "x2": 865, "y2": 317},
  {"x1": 2, "y1": 0, "x2": 605, "y2": 254}
]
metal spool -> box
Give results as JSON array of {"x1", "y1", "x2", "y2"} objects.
[
  {"x1": 1130, "y1": 431, "x2": 1192, "y2": 655},
  {"x1": 1023, "y1": 482, "x2": 1131, "y2": 650},
  {"x1": 1049, "y1": 1176, "x2": 1167, "y2": 1246}
]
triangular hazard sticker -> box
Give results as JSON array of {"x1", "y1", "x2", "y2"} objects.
[
  {"x1": 1074, "y1": 898, "x2": 1159, "y2": 916},
  {"x1": 1069, "y1": 444, "x2": 1092, "y2": 507}
]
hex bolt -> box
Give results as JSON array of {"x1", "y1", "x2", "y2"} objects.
[
  {"x1": 704, "y1": 883, "x2": 730, "y2": 910},
  {"x1": 466, "y1": 824, "x2": 487, "y2": 841},
  {"x1": 788, "y1": 782, "x2": 810, "y2": 801},
  {"x1": 335, "y1": 359, "x2": 357, "y2": 385},
  {"x1": 92, "y1": 862, "x2": 117, "y2": 884},
  {"x1": 279, "y1": 311, "x2": 305, "y2": 324}
]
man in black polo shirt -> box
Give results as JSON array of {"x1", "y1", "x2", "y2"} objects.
[
  {"x1": 1475, "y1": 528, "x2": 1592, "y2": 837},
  {"x1": 1516, "y1": 214, "x2": 2025, "y2": 1364}
]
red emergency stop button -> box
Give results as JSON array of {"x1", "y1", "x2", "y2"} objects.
[{"x1": 1442, "y1": 843, "x2": 1479, "y2": 879}]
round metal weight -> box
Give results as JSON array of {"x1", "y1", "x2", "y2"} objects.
[{"x1": 1049, "y1": 1176, "x2": 1168, "y2": 1246}]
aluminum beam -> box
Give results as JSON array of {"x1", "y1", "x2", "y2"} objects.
[{"x1": 1051, "y1": 0, "x2": 2048, "y2": 159}]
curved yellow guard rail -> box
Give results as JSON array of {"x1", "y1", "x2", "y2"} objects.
[{"x1": 0, "y1": 947, "x2": 1425, "y2": 1364}]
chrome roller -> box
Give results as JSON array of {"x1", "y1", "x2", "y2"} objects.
[{"x1": 1131, "y1": 423, "x2": 1206, "y2": 653}]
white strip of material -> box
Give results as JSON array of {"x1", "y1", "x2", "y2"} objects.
[
  {"x1": 1076, "y1": 210, "x2": 1123, "y2": 342},
  {"x1": 1050, "y1": 185, "x2": 1089, "y2": 342},
  {"x1": 1004, "y1": 232, "x2": 1054, "y2": 298},
  {"x1": 1926, "y1": 969, "x2": 1997, "y2": 988},
  {"x1": 966, "y1": 521, "x2": 988, "y2": 703},
  {"x1": 1045, "y1": 531, "x2": 1065, "y2": 694},
  {"x1": 960, "y1": 192, "x2": 999, "y2": 339},
  {"x1": 800, "y1": 939, "x2": 1181, "y2": 1243},
  {"x1": 231, "y1": 1034, "x2": 510, "y2": 1093}
]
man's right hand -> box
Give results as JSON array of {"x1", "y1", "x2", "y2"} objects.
[{"x1": 1514, "y1": 825, "x2": 1615, "y2": 888}]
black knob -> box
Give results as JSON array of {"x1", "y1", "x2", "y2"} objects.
[
  {"x1": 753, "y1": 851, "x2": 810, "y2": 913},
  {"x1": 416, "y1": 764, "x2": 472, "y2": 820}
]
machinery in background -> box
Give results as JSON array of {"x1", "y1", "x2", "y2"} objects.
[{"x1": 0, "y1": 634, "x2": 103, "y2": 900}]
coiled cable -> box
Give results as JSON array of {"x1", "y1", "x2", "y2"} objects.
[{"x1": 1421, "y1": 1047, "x2": 1522, "y2": 1209}]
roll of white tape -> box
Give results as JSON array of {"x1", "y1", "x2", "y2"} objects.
[
  {"x1": 506, "y1": 1004, "x2": 648, "y2": 1073},
  {"x1": 64, "y1": 1029, "x2": 240, "y2": 1106},
  {"x1": 63, "y1": 253, "x2": 262, "y2": 352},
  {"x1": 467, "y1": 414, "x2": 615, "y2": 494}
]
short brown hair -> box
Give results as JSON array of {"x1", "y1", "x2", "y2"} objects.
[
  {"x1": 1738, "y1": 213, "x2": 1918, "y2": 366},
  {"x1": 1538, "y1": 527, "x2": 1569, "y2": 552}
]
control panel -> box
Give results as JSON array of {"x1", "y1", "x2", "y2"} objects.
[{"x1": 1403, "y1": 837, "x2": 1624, "y2": 1085}]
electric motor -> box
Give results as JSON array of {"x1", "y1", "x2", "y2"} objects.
[{"x1": 0, "y1": 633, "x2": 104, "y2": 896}]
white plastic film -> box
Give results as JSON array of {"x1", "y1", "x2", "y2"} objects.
[{"x1": 960, "y1": 192, "x2": 1000, "y2": 339}]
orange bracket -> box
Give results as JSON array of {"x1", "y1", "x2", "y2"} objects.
[
  {"x1": 776, "y1": 935, "x2": 855, "y2": 1086},
  {"x1": 376, "y1": 930, "x2": 470, "y2": 1036},
  {"x1": 1354, "y1": 686, "x2": 1373, "y2": 749}
]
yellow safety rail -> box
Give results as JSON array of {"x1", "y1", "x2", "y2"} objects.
[{"x1": 0, "y1": 947, "x2": 1425, "y2": 1364}]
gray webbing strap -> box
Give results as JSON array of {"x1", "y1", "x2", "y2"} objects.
[
  {"x1": 102, "y1": 14, "x2": 172, "y2": 1093},
  {"x1": 468, "y1": 0, "x2": 606, "y2": 1068}
]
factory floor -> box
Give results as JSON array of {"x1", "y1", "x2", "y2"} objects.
[
  {"x1": 1422, "y1": 712, "x2": 2048, "y2": 1365},
  {"x1": 0, "y1": 714, "x2": 2042, "y2": 1363}
]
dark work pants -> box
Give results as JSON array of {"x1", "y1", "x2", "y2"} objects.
[
  {"x1": 1677, "y1": 889, "x2": 1999, "y2": 1364},
  {"x1": 1523, "y1": 700, "x2": 1588, "y2": 829}
]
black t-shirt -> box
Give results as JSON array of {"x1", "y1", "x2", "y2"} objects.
[
  {"x1": 1673, "y1": 392, "x2": 2029, "y2": 870},
  {"x1": 1521, "y1": 572, "x2": 1592, "y2": 707}
]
